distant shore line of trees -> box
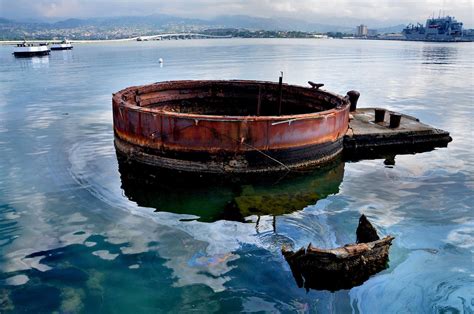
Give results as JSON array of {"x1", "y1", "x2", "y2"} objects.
[{"x1": 0, "y1": 27, "x2": 355, "y2": 41}]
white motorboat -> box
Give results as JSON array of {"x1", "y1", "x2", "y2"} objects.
[
  {"x1": 13, "y1": 41, "x2": 50, "y2": 57},
  {"x1": 51, "y1": 39, "x2": 73, "y2": 50}
]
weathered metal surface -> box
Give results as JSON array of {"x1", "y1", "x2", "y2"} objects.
[
  {"x1": 344, "y1": 108, "x2": 452, "y2": 160},
  {"x1": 113, "y1": 80, "x2": 351, "y2": 173},
  {"x1": 282, "y1": 214, "x2": 394, "y2": 291}
]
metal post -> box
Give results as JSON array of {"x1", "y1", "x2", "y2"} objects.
[
  {"x1": 278, "y1": 72, "x2": 283, "y2": 116},
  {"x1": 374, "y1": 109, "x2": 386, "y2": 123},
  {"x1": 257, "y1": 85, "x2": 262, "y2": 116},
  {"x1": 347, "y1": 90, "x2": 360, "y2": 112},
  {"x1": 389, "y1": 113, "x2": 402, "y2": 128}
]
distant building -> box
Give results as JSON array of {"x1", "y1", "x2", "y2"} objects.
[
  {"x1": 367, "y1": 29, "x2": 378, "y2": 37},
  {"x1": 356, "y1": 25, "x2": 368, "y2": 37}
]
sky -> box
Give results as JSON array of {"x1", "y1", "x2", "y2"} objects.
[{"x1": 1, "y1": 0, "x2": 473, "y2": 27}]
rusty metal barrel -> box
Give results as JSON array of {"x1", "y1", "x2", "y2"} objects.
[{"x1": 113, "y1": 80, "x2": 351, "y2": 174}]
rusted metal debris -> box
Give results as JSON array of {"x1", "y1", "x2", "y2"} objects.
[
  {"x1": 282, "y1": 214, "x2": 394, "y2": 291},
  {"x1": 113, "y1": 80, "x2": 351, "y2": 174},
  {"x1": 356, "y1": 214, "x2": 380, "y2": 243}
]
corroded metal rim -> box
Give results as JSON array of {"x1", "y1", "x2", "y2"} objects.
[
  {"x1": 112, "y1": 80, "x2": 351, "y2": 173},
  {"x1": 113, "y1": 80, "x2": 349, "y2": 121}
]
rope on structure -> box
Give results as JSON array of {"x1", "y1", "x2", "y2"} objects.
[
  {"x1": 197, "y1": 125, "x2": 291, "y2": 172},
  {"x1": 147, "y1": 122, "x2": 292, "y2": 172},
  {"x1": 241, "y1": 140, "x2": 291, "y2": 171}
]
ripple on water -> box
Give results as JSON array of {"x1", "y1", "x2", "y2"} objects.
[
  {"x1": 0, "y1": 40, "x2": 473, "y2": 312},
  {"x1": 350, "y1": 250, "x2": 474, "y2": 313}
]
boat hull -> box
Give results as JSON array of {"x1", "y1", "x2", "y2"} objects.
[
  {"x1": 113, "y1": 80, "x2": 351, "y2": 174},
  {"x1": 13, "y1": 50, "x2": 50, "y2": 57},
  {"x1": 13, "y1": 44, "x2": 50, "y2": 57},
  {"x1": 51, "y1": 44, "x2": 73, "y2": 50}
]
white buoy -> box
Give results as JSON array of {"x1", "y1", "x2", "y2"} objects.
[{"x1": 158, "y1": 58, "x2": 163, "y2": 63}]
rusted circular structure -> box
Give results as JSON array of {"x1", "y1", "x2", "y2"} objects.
[{"x1": 113, "y1": 80, "x2": 351, "y2": 174}]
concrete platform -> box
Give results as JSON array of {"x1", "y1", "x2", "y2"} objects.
[{"x1": 344, "y1": 108, "x2": 452, "y2": 160}]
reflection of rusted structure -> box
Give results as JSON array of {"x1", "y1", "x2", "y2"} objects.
[
  {"x1": 117, "y1": 154, "x2": 344, "y2": 222},
  {"x1": 282, "y1": 215, "x2": 394, "y2": 291},
  {"x1": 113, "y1": 80, "x2": 351, "y2": 173}
]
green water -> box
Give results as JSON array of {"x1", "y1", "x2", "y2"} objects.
[{"x1": 0, "y1": 39, "x2": 473, "y2": 313}]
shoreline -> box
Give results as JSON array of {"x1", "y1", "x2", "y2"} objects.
[{"x1": 1, "y1": 37, "x2": 473, "y2": 45}]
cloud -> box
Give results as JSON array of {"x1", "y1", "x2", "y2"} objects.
[
  {"x1": 36, "y1": 0, "x2": 83, "y2": 18},
  {"x1": 1, "y1": 0, "x2": 473, "y2": 27}
]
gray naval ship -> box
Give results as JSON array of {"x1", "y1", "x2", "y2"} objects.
[{"x1": 402, "y1": 15, "x2": 474, "y2": 42}]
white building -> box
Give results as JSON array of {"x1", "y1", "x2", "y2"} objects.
[{"x1": 356, "y1": 25, "x2": 368, "y2": 37}]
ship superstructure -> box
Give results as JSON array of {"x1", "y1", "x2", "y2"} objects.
[{"x1": 403, "y1": 15, "x2": 473, "y2": 42}]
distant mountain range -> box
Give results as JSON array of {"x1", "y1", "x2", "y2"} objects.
[{"x1": 0, "y1": 14, "x2": 406, "y2": 33}]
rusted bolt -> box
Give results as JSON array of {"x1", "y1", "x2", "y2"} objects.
[
  {"x1": 374, "y1": 109, "x2": 386, "y2": 123},
  {"x1": 346, "y1": 90, "x2": 360, "y2": 112},
  {"x1": 389, "y1": 113, "x2": 402, "y2": 128}
]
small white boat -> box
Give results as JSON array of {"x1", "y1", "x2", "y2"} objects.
[
  {"x1": 13, "y1": 41, "x2": 50, "y2": 57},
  {"x1": 50, "y1": 39, "x2": 73, "y2": 50}
]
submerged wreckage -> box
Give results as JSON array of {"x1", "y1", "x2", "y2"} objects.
[
  {"x1": 113, "y1": 79, "x2": 451, "y2": 174},
  {"x1": 282, "y1": 215, "x2": 395, "y2": 291},
  {"x1": 112, "y1": 79, "x2": 450, "y2": 290}
]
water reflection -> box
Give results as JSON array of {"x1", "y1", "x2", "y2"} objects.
[
  {"x1": 58, "y1": 50, "x2": 74, "y2": 62},
  {"x1": 343, "y1": 140, "x2": 449, "y2": 162},
  {"x1": 422, "y1": 46, "x2": 457, "y2": 65},
  {"x1": 15, "y1": 55, "x2": 50, "y2": 69},
  {"x1": 117, "y1": 154, "x2": 345, "y2": 224}
]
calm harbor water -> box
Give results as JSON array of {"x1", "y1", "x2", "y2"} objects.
[{"x1": 0, "y1": 39, "x2": 473, "y2": 313}]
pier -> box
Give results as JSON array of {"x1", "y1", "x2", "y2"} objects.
[{"x1": 344, "y1": 108, "x2": 452, "y2": 160}]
